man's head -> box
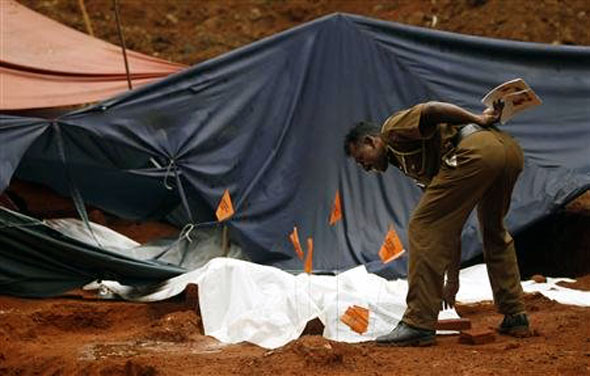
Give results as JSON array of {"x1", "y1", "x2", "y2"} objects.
[{"x1": 344, "y1": 121, "x2": 389, "y2": 173}]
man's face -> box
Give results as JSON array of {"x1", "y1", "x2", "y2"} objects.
[{"x1": 348, "y1": 135, "x2": 389, "y2": 173}]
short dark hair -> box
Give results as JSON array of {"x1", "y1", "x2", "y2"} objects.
[{"x1": 344, "y1": 121, "x2": 381, "y2": 156}]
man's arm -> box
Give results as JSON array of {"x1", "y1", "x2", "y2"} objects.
[{"x1": 419, "y1": 101, "x2": 502, "y2": 137}]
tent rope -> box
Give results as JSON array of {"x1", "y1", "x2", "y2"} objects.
[
  {"x1": 163, "y1": 159, "x2": 176, "y2": 190},
  {"x1": 179, "y1": 223, "x2": 195, "y2": 243}
]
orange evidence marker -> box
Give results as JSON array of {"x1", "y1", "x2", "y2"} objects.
[
  {"x1": 288, "y1": 226, "x2": 304, "y2": 260},
  {"x1": 378, "y1": 225, "x2": 405, "y2": 264},
  {"x1": 329, "y1": 190, "x2": 342, "y2": 225},
  {"x1": 340, "y1": 305, "x2": 370, "y2": 334},
  {"x1": 215, "y1": 189, "x2": 235, "y2": 222},
  {"x1": 304, "y1": 237, "x2": 314, "y2": 274}
]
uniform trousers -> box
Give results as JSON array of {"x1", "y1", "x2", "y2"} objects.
[{"x1": 402, "y1": 128, "x2": 526, "y2": 330}]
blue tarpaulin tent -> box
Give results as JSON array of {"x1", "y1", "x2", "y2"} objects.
[{"x1": 1, "y1": 14, "x2": 589, "y2": 296}]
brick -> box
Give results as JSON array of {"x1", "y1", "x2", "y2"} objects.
[
  {"x1": 435, "y1": 318, "x2": 472, "y2": 331},
  {"x1": 459, "y1": 329, "x2": 496, "y2": 345}
]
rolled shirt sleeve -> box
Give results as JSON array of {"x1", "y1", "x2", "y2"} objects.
[{"x1": 381, "y1": 103, "x2": 435, "y2": 140}]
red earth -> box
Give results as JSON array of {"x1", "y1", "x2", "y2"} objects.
[
  {"x1": 1, "y1": 287, "x2": 589, "y2": 375},
  {"x1": 2, "y1": 1, "x2": 590, "y2": 375}
]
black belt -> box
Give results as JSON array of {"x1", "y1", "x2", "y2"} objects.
[{"x1": 456, "y1": 123, "x2": 485, "y2": 144}]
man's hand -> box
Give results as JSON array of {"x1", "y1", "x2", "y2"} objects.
[
  {"x1": 477, "y1": 99, "x2": 504, "y2": 127},
  {"x1": 442, "y1": 271, "x2": 459, "y2": 310}
]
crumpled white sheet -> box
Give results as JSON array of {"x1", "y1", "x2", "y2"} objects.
[
  {"x1": 92, "y1": 258, "x2": 458, "y2": 348},
  {"x1": 89, "y1": 259, "x2": 590, "y2": 349}
]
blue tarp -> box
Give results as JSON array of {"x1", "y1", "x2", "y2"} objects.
[{"x1": 1, "y1": 14, "x2": 589, "y2": 295}]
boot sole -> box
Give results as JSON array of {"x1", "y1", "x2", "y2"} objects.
[{"x1": 376, "y1": 337, "x2": 436, "y2": 347}]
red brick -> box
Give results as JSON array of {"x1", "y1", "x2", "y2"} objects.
[
  {"x1": 435, "y1": 318, "x2": 472, "y2": 331},
  {"x1": 459, "y1": 329, "x2": 496, "y2": 345}
]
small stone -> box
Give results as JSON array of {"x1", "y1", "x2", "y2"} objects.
[
  {"x1": 165, "y1": 13, "x2": 178, "y2": 24},
  {"x1": 249, "y1": 7, "x2": 262, "y2": 21},
  {"x1": 504, "y1": 342, "x2": 520, "y2": 350},
  {"x1": 531, "y1": 274, "x2": 546, "y2": 283}
]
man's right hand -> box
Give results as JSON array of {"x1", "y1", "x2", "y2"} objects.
[{"x1": 442, "y1": 273, "x2": 459, "y2": 310}]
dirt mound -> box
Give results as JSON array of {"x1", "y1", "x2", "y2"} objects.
[
  {"x1": 141, "y1": 310, "x2": 203, "y2": 343},
  {"x1": 31, "y1": 307, "x2": 113, "y2": 331},
  {"x1": 19, "y1": 0, "x2": 590, "y2": 66},
  {"x1": 558, "y1": 275, "x2": 590, "y2": 291},
  {"x1": 234, "y1": 336, "x2": 380, "y2": 375}
]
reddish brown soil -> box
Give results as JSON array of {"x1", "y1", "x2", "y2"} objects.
[
  {"x1": 1, "y1": 290, "x2": 589, "y2": 375},
  {"x1": 18, "y1": 0, "x2": 590, "y2": 67},
  {"x1": 5, "y1": 179, "x2": 178, "y2": 244},
  {"x1": 558, "y1": 275, "x2": 590, "y2": 291}
]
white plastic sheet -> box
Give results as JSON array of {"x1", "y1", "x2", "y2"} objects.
[
  {"x1": 91, "y1": 259, "x2": 590, "y2": 349},
  {"x1": 95, "y1": 258, "x2": 459, "y2": 348}
]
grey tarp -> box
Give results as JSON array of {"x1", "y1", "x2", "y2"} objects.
[{"x1": 1, "y1": 14, "x2": 589, "y2": 296}]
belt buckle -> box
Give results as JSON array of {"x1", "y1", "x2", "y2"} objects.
[{"x1": 443, "y1": 154, "x2": 458, "y2": 168}]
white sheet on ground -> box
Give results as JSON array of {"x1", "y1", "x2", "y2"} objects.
[
  {"x1": 456, "y1": 264, "x2": 590, "y2": 307},
  {"x1": 89, "y1": 259, "x2": 590, "y2": 349}
]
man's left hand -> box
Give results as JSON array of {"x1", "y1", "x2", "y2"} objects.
[{"x1": 478, "y1": 99, "x2": 504, "y2": 127}]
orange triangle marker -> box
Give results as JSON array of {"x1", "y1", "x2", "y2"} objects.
[
  {"x1": 304, "y1": 237, "x2": 314, "y2": 274},
  {"x1": 329, "y1": 190, "x2": 342, "y2": 225},
  {"x1": 340, "y1": 305, "x2": 370, "y2": 334},
  {"x1": 378, "y1": 225, "x2": 405, "y2": 264},
  {"x1": 215, "y1": 189, "x2": 234, "y2": 222},
  {"x1": 288, "y1": 226, "x2": 304, "y2": 260}
]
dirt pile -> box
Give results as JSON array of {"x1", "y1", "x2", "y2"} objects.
[{"x1": 19, "y1": 0, "x2": 590, "y2": 66}]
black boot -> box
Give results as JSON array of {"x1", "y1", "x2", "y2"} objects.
[
  {"x1": 376, "y1": 321, "x2": 435, "y2": 347},
  {"x1": 498, "y1": 313, "x2": 530, "y2": 336}
]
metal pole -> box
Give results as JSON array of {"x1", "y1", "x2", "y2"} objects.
[{"x1": 113, "y1": 0, "x2": 133, "y2": 90}]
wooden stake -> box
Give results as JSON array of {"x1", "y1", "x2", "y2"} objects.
[
  {"x1": 113, "y1": 0, "x2": 133, "y2": 90},
  {"x1": 78, "y1": 0, "x2": 94, "y2": 37},
  {"x1": 222, "y1": 225, "x2": 229, "y2": 257}
]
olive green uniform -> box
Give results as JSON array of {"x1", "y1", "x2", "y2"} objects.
[{"x1": 382, "y1": 104, "x2": 526, "y2": 330}]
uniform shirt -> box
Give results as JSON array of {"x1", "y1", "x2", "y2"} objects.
[{"x1": 381, "y1": 103, "x2": 459, "y2": 186}]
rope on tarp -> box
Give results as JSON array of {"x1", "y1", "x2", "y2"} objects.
[{"x1": 53, "y1": 122, "x2": 103, "y2": 249}]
